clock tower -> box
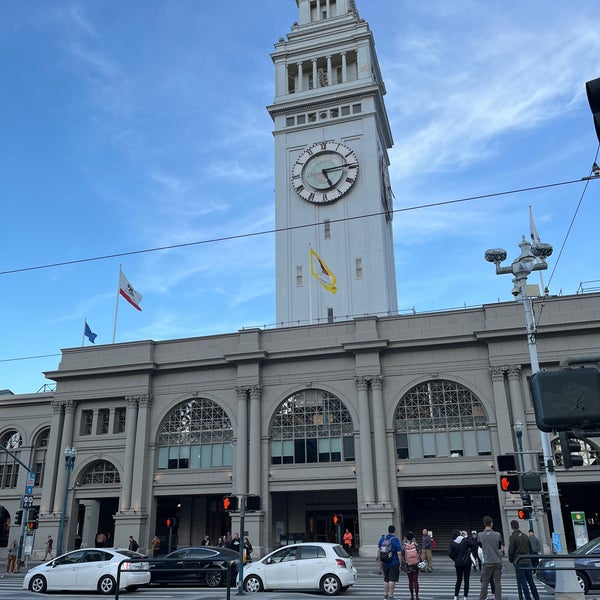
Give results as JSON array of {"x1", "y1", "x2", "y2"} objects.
[{"x1": 269, "y1": 0, "x2": 398, "y2": 326}]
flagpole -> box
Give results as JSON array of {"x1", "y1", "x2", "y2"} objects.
[
  {"x1": 82, "y1": 319, "x2": 87, "y2": 347},
  {"x1": 529, "y1": 206, "x2": 547, "y2": 294},
  {"x1": 308, "y1": 245, "x2": 313, "y2": 325},
  {"x1": 112, "y1": 266, "x2": 121, "y2": 344}
]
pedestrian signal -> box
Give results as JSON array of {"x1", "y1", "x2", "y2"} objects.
[
  {"x1": 518, "y1": 508, "x2": 530, "y2": 520},
  {"x1": 332, "y1": 514, "x2": 343, "y2": 525},
  {"x1": 499, "y1": 474, "x2": 520, "y2": 492},
  {"x1": 166, "y1": 517, "x2": 176, "y2": 528},
  {"x1": 245, "y1": 495, "x2": 261, "y2": 511},
  {"x1": 27, "y1": 520, "x2": 38, "y2": 530},
  {"x1": 223, "y1": 495, "x2": 239, "y2": 511}
]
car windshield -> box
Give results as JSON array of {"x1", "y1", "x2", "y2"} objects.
[
  {"x1": 573, "y1": 537, "x2": 600, "y2": 556},
  {"x1": 115, "y1": 549, "x2": 143, "y2": 559}
]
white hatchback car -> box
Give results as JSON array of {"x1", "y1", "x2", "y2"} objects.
[
  {"x1": 242, "y1": 542, "x2": 357, "y2": 596},
  {"x1": 23, "y1": 547, "x2": 150, "y2": 594}
]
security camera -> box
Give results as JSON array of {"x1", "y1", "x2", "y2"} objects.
[{"x1": 512, "y1": 283, "x2": 521, "y2": 297}]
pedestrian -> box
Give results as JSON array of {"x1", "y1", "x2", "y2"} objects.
[
  {"x1": 244, "y1": 536, "x2": 253, "y2": 562},
  {"x1": 478, "y1": 516, "x2": 504, "y2": 600},
  {"x1": 44, "y1": 535, "x2": 54, "y2": 560},
  {"x1": 6, "y1": 540, "x2": 18, "y2": 575},
  {"x1": 217, "y1": 536, "x2": 226, "y2": 547},
  {"x1": 128, "y1": 536, "x2": 139, "y2": 552},
  {"x1": 421, "y1": 528, "x2": 433, "y2": 572},
  {"x1": 343, "y1": 528, "x2": 353, "y2": 556},
  {"x1": 403, "y1": 531, "x2": 421, "y2": 600},
  {"x1": 448, "y1": 529, "x2": 475, "y2": 600},
  {"x1": 470, "y1": 531, "x2": 481, "y2": 571},
  {"x1": 95, "y1": 532, "x2": 106, "y2": 547},
  {"x1": 200, "y1": 534, "x2": 211, "y2": 546},
  {"x1": 230, "y1": 532, "x2": 241, "y2": 552},
  {"x1": 151, "y1": 534, "x2": 160, "y2": 558},
  {"x1": 528, "y1": 530, "x2": 541, "y2": 569},
  {"x1": 508, "y1": 520, "x2": 539, "y2": 600},
  {"x1": 379, "y1": 524, "x2": 402, "y2": 600}
]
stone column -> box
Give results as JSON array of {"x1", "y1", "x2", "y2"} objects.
[
  {"x1": 41, "y1": 401, "x2": 64, "y2": 514},
  {"x1": 489, "y1": 367, "x2": 514, "y2": 454},
  {"x1": 53, "y1": 400, "x2": 76, "y2": 513},
  {"x1": 371, "y1": 376, "x2": 391, "y2": 503},
  {"x1": 131, "y1": 394, "x2": 152, "y2": 511},
  {"x1": 248, "y1": 386, "x2": 262, "y2": 496},
  {"x1": 355, "y1": 377, "x2": 375, "y2": 504},
  {"x1": 235, "y1": 387, "x2": 249, "y2": 494},
  {"x1": 120, "y1": 395, "x2": 139, "y2": 511},
  {"x1": 297, "y1": 62, "x2": 303, "y2": 92},
  {"x1": 80, "y1": 499, "x2": 100, "y2": 548},
  {"x1": 326, "y1": 55, "x2": 332, "y2": 85},
  {"x1": 506, "y1": 366, "x2": 532, "y2": 469},
  {"x1": 312, "y1": 59, "x2": 318, "y2": 89},
  {"x1": 341, "y1": 52, "x2": 347, "y2": 82}
]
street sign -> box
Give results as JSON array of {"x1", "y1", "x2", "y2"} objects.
[
  {"x1": 27, "y1": 471, "x2": 36, "y2": 486},
  {"x1": 22, "y1": 495, "x2": 34, "y2": 509},
  {"x1": 25, "y1": 485, "x2": 33, "y2": 495}
]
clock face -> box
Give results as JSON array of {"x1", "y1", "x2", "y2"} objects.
[{"x1": 291, "y1": 141, "x2": 359, "y2": 204}]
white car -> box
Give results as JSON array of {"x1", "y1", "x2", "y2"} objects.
[
  {"x1": 23, "y1": 547, "x2": 150, "y2": 594},
  {"x1": 242, "y1": 542, "x2": 357, "y2": 596}
]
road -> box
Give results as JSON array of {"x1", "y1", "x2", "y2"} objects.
[{"x1": 0, "y1": 555, "x2": 569, "y2": 599}]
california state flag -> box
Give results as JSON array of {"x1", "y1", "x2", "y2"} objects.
[
  {"x1": 310, "y1": 248, "x2": 337, "y2": 294},
  {"x1": 119, "y1": 270, "x2": 143, "y2": 311}
]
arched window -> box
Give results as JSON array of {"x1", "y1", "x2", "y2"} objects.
[
  {"x1": 395, "y1": 379, "x2": 491, "y2": 459},
  {"x1": 32, "y1": 428, "x2": 50, "y2": 487},
  {"x1": 0, "y1": 430, "x2": 22, "y2": 489},
  {"x1": 157, "y1": 398, "x2": 233, "y2": 470},
  {"x1": 270, "y1": 389, "x2": 355, "y2": 465},
  {"x1": 80, "y1": 460, "x2": 121, "y2": 485}
]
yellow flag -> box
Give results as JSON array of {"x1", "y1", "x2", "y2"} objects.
[{"x1": 310, "y1": 248, "x2": 337, "y2": 294}]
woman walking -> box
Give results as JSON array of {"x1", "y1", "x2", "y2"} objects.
[
  {"x1": 402, "y1": 531, "x2": 422, "y2": 600},
  {"x1": 448, "y1": 529, "x2": 476, "y2": 600}
]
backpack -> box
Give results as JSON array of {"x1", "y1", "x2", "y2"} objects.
[
  {"x1": 379, "y1": 536, "x2": 394, "y2": 563},
  {"x1": 404, "y1": 542, "x2": 419, "y2": 565},
  {"x1": 431, "y1": 538, "x2": 436, "y2": 549}
]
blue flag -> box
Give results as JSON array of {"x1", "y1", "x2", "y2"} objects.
[{"x1": 84, "y1": 322, "x2": 97, "y2": 344}]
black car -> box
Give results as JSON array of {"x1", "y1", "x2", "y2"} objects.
[
  {"x1": 150, "y1": 546, "x2": 239, "y2": 587},
  {"x1": 536, "y1": 536, "x2": 600, "y2": 593}
]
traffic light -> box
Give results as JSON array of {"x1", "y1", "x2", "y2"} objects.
[
  {"x1": 332, "y1": 514, "x2": 343, "y2": 525},
  {"x1": 558, "y1": 432, "x2": 584, "y2": 469},
  {"x1": 14, "y1": 510, "x2": 23, "y2": 525},
  {"x1": 499, "y1": 474, "x2": 520, "y2": 492},
  {"x1": 586, "y1": 77, "x2": 600, "y2": 143},
  {"x1": 529, "y1": 368, "x2": 600, "y2": 432},
  {"x1": 27, "y1": 508, "x2": 39, "y2": 530},
  {"x1": 521, "y1": 472, "x2": 543, "y2": 492},
  {"x1": 27, "y1": 519, "x2": 38, "y2": 530},
  {"x1": 223, "y1": 495, "x2": 239, "y2": 512},
  {"x1": 496, "y1": 454, "x2": 517, "y2": 472},
  {"x1": 245, "y1": 495, "x2": 261, "y2": 511},
  {"x1": 541, "y1": 494, "x2": 550, "y2": 514},
  {"x1": 166, "y1": 517, "x2": 176, "y2": 528},
  {"x1": 519, "y1": 495, "x2": 532, "y2": 520},
  {"x1": 517, "y1": 508, "x2": 531, "y2": 520}
]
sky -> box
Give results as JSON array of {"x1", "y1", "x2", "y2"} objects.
[{"x1": 1, "y1": 1, "x2": 600, "y2": 394}]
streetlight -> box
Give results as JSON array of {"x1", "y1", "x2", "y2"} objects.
[
  {"x1": 514, "y1": 419, "x2": 534, "y2": 531},
  {"x1": 485, "y1": 235, "x2": 583, "y2": 599},
  {"x1": 56, "y1": 447, "x2": 77, "y2": 556}
]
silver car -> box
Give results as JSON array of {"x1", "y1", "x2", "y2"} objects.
[
  {"x1": 23, "y1": 547, "x2": 150, "y2": 594},
  {"x1": 242, "y1": 542, "x2": 357, "y2": 596}
]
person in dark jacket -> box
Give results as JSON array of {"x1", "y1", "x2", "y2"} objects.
[
  {"x1": 508, "y1": 521, "x2": 539, "y2": 600},
  {"x1": 448, "y1": 529, "x2": 476, "y2": 600}
]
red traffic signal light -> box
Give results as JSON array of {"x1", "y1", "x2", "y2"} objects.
[
  {"x1": 332, "y1": 514, "x2": 343, "y2": 525},
  {"x1": 500, "y1": 474, "x2": 520, "y2": 492},
  {"x1": 223, "y1": 495, "x2": 239, "y2": 511},
  {"x1": 518, "y1": 508, "x2": 530, "y2": 520},
  {"x1": 27, "y1": 520, "x2": 38, "y2": 530},
  {"x1": 166, "y1": 517, "x2": 176, "y2": 528}
]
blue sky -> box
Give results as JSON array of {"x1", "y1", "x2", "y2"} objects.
[{"x1": 1, "y1": 1, "x2": 599, "y2": 394}]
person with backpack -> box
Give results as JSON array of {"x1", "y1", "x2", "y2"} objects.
[
  {"x1": 378, "y1": 524, "x2": 402, "y2": 600},
  {"x1": 128, "y1": 536, "x2": 139, "y2": 552},
  {"x1": 448, "y1": 529, "x2": 476, "y2": 600},
  {"x1": 402, "y1": 531, "x2": 422, "y2": 600}
]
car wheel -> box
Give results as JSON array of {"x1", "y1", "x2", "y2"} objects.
[
  {"x1": 320, "y1": 573, "x2": 342, "y2": 596},
  {"x1": 244, "y1": 574, "x2": 264, "y2": 593},
  {"x1": 29, "y1": 575, "x2": 47, "y2": 593},
  {"x1": 98, "y1": 574, "x2": 116, "y2": 595},
  {"x1": 205, "y1": 568, "x2": 224, "y2": 587},
  {"x1": 575, "y1": 571, "x2": 590, "y2": 593}
]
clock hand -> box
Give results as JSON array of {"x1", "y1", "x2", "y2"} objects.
[
  {"x1": 322, "y1": 169, "x2": 333, "y2": 186},
  {"x1": 322, "y1": 163, "x2": 357, "y2": 172}
]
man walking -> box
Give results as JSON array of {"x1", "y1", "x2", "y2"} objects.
[
  {"x1": 421, "y1": 528, "x2": 433, "y2": 572},
  {"x1": 379, "y1": 525, "x2": 402, "y2": 600},
  {"x1": 528, "y1": 530, "x2": 541, "y2": 569},
  {"x1": 509, "y1": 521, "x2": 539, "y2": 600},
  {"x1": 44, "y1": 535, "x2": 54, "y2": 560},
  {"x1": 478, "y1": 516, "x2": 504, "y2": 600}
]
